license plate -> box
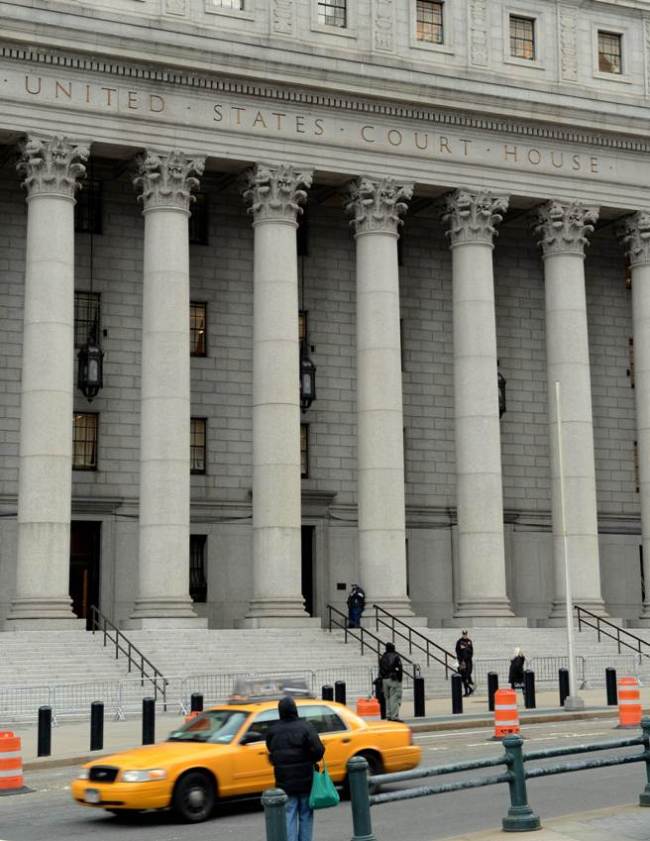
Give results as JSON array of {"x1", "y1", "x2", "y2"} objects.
[{"x1": 84, "y1": 788, "x2": 101, "y2": 804}]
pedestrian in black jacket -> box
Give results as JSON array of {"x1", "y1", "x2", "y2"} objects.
[
  {"x1": 509, "y1": 647, "x2": 526, "y2": 691},
  {"x1": 379, "y1": 642, "x2": 403, "y2": 721},
  {"x1": 265, "y1": 696, "x2": 325, "y2": 841},
  {"x1": 455, "y1": 630, "x2": 474, "y2": 696}
]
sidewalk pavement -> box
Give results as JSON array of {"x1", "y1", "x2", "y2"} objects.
[
  {"x1": 4, "y1": 685, "x2": 631, "y2": 770},
  {"x1": 442, "y1": 803, "x2": 650, "y2": 840}
]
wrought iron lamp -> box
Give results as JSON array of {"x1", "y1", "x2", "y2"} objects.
[{"x1": 300, "y1": 341, "x2": 316, "y2": 413}]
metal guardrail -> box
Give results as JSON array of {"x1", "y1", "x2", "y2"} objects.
[
  {"x1": 348, "y1": 718, "x2": 650, "y2": 838},
  {"x1": 89, "y1": 605, "x2": 168, "y2": 709},
  {"x1": 327, "y1": 604, "x2": 422, "y2": 682},
  {"x1": 576, "y1": 604, "x2": 650, "y2": 660},
  {"x1": 473, "y1": 654, "x2": 642, "y2": 689},
  {"x1": 372, "y1": 604, "x2": 456, "y2": 679}
]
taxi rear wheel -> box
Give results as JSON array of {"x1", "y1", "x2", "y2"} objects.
[
  {"x1": 343, "y1": 751, "x2": 383, "y2": 798},
  {"x1": 172, "y1": 771, "x2": 216, "y2": 823}
]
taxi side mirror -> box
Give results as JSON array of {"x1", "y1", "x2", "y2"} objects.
[{"x1": 240, "y1": 730, "x2": 265, "y2": 745}]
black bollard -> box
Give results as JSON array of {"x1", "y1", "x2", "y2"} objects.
[
  {"x1": 414, "y1": 676, "x2": 425, "y2": 717},
  {"x1": 90, "y1": 701, "x2": 104, "y2": 751},
  {"x1": 37, "y1": 705, "x2": 52, "y2": 758},
  {"x1": 559, "y1": 668, "x2": 569, "y2": 707},
  {"x1": 524, "y1": 670, "x2": 536, "y2": 710},
  {"x1": 321, "y1": 684, "x2": 334, "y2": 701},
  {"x1": 190, "y1": 692, "x2": 203, "y2": 713},
  {"x1": 142, "y1": 697, "x2": 155, "y2": 745},
  {"x1": 487, "y1": 672, "x2": 499, "y2": 712},
  {"x1": 451, "y1": 673, "x2": 463, "y2": 715},
  {"x1": 334, "y1": 681, "x2": 346, "y2": 706},
  {"x1": 606, "y1": 667, "x2": 618, "y2": 706}
]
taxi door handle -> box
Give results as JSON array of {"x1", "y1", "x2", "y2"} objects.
[{"x1": 342, "y1": 738, "x2": 351, "y2": 743}]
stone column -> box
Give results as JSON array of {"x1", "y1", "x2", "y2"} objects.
[
  {"x1": 346, "y1": 176, "x2": 414, "y2": 615},
  {"x1": 620, "y1": 213, "x2": 650, "y2": 625},
  {"x1": 443, "y1": 190, "x2": 517, "y2": 624},
  {"x1": 241, "y1": 164, "x2": 315, "y2": 627},
  {"x1": 535, "y1": 201, "x2": 606, "y2": 620},
  {"x1": 6, "y1": 136, "x2": 88, "y2": 629},
  {"x1": 127, "y1": 150, "x2": 206, "y2": 628}
]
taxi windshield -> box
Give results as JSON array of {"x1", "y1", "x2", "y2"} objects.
[{"x1": 168, "y1": 710, "x2": 248, "y2": 744}]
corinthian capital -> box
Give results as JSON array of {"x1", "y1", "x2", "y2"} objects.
[
  {"x1": 134, "y1": 150, "x2": 205, "y2": 213},
  {"x1": 535, "y1": 201, "x2": 599, "y2": 258},
  {"x1": 619, "y1": 212, "x2": 650, "y2": 269},
  {"x1": 346, "y1": 176, "x2": 413, "y2": 236},
  {"x1": 18, "y1": 135, "x2": 89, "y2": 199},
  {"x1": 443, "y1": 190, "x2": 508, "y2": 247},
  {"x1": 242, "y1": 163, "x2": 312, "y2": 223}
]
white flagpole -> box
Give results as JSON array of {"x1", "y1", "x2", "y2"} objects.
[{"x1": 554, "y1": 381, "x2": 584, "y2": 709}]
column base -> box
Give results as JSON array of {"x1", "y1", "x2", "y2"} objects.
[
  {"x1": 3, "y1": 617, "x2": 86, "y2": 630},
  {"x1": 628, "y1": 605, "x2": 650, "y2": 628},
  {"x1": 4, "y1": 596, "x2": 81, "y2": 629},
  {"x1": 544, "y1": 598, "x2": 608, "y2": 627},
  {"x1": 237, "y1": 597, "x2": 316, "y2": 628},
  {"x1": 124, "y1": 597, "x2": 205, "y2": 629},
  {"x1": 445, "y1": 598, "x2": 526, "y2": 627},
  {"x1": 563, "y1": 695, "x2": 585, "y2": 711},
  {"x1": 368, "y1": 598, "x2": 417, "y2": 618}
]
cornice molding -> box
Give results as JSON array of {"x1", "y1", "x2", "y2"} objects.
[{"x1": 4, "y1": 44, "x2": 650, "y2": 154}]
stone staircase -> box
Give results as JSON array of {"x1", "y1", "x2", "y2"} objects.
[{"x1": 1, "y1": 621, "x2": 648, "y2": 723}]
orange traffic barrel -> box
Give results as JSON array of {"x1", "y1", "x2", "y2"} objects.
[
  {"x1": 493, "y1": 688, "x2": 520, "y2": 739},
  {"x1": 617, "y1": 677, "x2": 642, "y2": 728},
  {"x1": 0, "y1": 731, "x2": 30, "y2": 796},
  {"x1": 356, "y1": 697, "x2": 381, "y2": 721}
]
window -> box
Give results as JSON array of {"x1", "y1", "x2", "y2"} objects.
[
  {"x1": 297, "y1": 208, "x2": 309, "y2": 257},
  {"x1": 211, "y1": 0, "x2": 244, "y2": 8},
  {"x1": 318, "y1": 0, "x2": 346, "y2": 28},
  {"x1": 301, "y1": 424, "x2": 309, "y2": 478},
  {"x1": 299, "y1": 310, "x2": 308, "y2": 343},
  {"x1": 75, "y1": 180, "x2": 102, "y2": 234},
  {"x1": 598, "y1": 31, "x2": 622, "y2": 74},
  {"x1": 298, "y1": 705, "x2": 347, "y2": 734},
  {"x1": 190, "y1": 302, "x2": 207, "y2": 357},
  {"x1": 191, "y1": 418, "x2": 207, "y2": 474},
  {"x1": 74, "y1": 291, "x2": 101, "y2": 348},
  {"x1": 72, "y1": 413, "x2": 98, "y2": 470},
  {"x1": 416, "y1": 0, "x2": 443, "y2": 44},
  {"x1": 189, "y1": 193, "x2": 209, "y2": 245},
  {"x1": 190, "y1": 534, "x2": 208, "y2": 603},
  {"x1": 510, "y1": 15, "x2": 535, "y2": 61}
]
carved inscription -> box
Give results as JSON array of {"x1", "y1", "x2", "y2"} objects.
[{"x1": 16, "y1": 72, "x2": 608, "y2": 181}]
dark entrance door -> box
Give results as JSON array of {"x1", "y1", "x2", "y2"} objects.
[
  {"x1": 301, "y1": 526, "x2": 315, "y2": 617},
  {"x1": 69, "y1": 521, "x2": 101, "y2": 629}
]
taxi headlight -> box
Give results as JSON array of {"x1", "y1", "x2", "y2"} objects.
[
  {"x1": 77, "y1": 768, "x2": 90, "y2": 780},
  {"x1": 121, "y1": 769, "x2": 168, "y2": 783}
]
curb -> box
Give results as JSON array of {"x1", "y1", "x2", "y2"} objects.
[
  {"x1": 24, "y1": 751, "x2": 119, "y2": 771},
  {"x1": 407, "y1": 707, "x2": 617, "y2": 733}
]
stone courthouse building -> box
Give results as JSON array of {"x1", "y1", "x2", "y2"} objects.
[{"x1": 2, "y1": 0, "x2": 650, "y2": 631}]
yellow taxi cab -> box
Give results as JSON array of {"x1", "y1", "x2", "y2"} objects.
[{"x1": 71, "y1": 677, "x2": 421, "y2": 823}]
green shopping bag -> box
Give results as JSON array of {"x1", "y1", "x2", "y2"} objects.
[{"x1": 308, "y1": 761, "x2": 340, "y2": 809}]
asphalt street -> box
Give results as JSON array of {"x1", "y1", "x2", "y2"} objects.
[{"x1": 1, "y1": 718, "x2": 647, "y2": 841}]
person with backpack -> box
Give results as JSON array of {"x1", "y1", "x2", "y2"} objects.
[
  {"x1": 346, "y1": 584, "x2": 366, "y2": 628},
  {"x1": 265, "y1": 696, "x2": 325, "y2": 841},
  {"x1": 379, "y1": 642, "x2": 403, "y2": 721}
]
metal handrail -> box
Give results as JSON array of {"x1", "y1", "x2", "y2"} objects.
[
  {"x1": 346, "y1": 720, "x2": 650, "y2": 838},
  {"x1": 575, "y1": 604, "x2": 649, "y2": 660},
  {"x1": 326, "y1": 604, "x2": 421, "y2": 682},
  {"x1": 89, "y1": 605, "x2": 168, "y2": 710},
  {"x1": 372, "y1": 604, "x2": 456, "y2": 679}
]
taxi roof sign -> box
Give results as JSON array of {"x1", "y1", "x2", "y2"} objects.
[{"x1": 228, "y1": 675, "x2": 314, "y2": 703}]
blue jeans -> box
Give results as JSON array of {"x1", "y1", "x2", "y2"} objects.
[{"x1": 286, "y1": 794, "x2": 314, "y2": 841}]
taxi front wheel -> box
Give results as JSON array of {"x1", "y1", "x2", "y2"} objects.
[{"x1": 172, "y1": 771, "x2": 216, "y2": 823}]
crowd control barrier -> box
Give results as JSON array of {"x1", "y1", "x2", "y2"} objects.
[{"x1": 348, "y1": 717, "x2": 650, "y2": 839}]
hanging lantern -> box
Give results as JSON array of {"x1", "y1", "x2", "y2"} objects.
[
  {"x1": 498, "y1": 370, "x2": 507, "y2": 419},
  {"x1": 300, "y1": 342, "x2": 316, "y2": 413},
  {"x1": 77, "y1": 335, "x2": 104, "y2": 402}
]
